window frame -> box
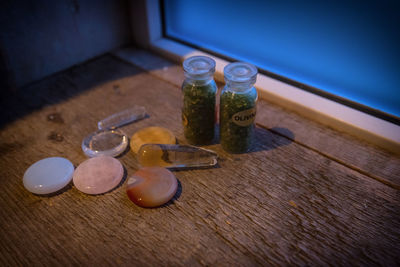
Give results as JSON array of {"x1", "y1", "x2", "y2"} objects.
[{"x1": 129, "y1": 0, "x2": 400, "y2": 153}]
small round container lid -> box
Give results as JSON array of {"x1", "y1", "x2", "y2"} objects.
[
  {"x1": 82, "y1": 129, "x2": 128, "y2": 158},
  {"x1": 224, "y1": 62, "x2": 257, "y2": 84},
  {"x1": 73, "y1": 156, "x2": 124, "y2": 195},
  {"x1": 23, "y1": 157, "x2": 74, "y2": 195},
  {"x1": 183, "y1": 56, "x2": 216, "y2": 78}
]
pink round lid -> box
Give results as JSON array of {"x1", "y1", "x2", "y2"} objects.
[{"x1": 73, "y1": 156, "x2": 123, "y2": 195}]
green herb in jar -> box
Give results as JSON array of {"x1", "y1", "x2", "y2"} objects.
[
  {"x1": 220, "y1": 89, "x2": 257, "y2": 153},
  {"x1": 181, "y1": 56, "x2": 217, "y2": 145},
  {"x1": 220, "y1": 62, "x2": 258, "y2": 154},
  {"x1": 182, "y1": 81, "x2": 217, "y2": 145}
]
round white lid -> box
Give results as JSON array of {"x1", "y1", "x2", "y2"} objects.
[{"x1": 23, "y1": 157, "x2": 74, "y2": 195}]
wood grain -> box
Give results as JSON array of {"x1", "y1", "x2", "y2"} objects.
[{"x1": 1, "y1": 54, "x2": 399, "y2": 266}]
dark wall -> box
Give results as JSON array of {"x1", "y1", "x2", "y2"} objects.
[{"x1": 0, "y1": 0, "x2": 132, "y2": 89}]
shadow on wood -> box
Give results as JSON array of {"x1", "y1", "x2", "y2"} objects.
[
  {"x1": 250, "y1": 126, "x2": 294, "y2": 153},
  {"x1": 0, "y1": 55, "x2": 144, "y2": 129}
]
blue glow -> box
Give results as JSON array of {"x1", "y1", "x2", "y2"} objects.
[{"x1": 164, "y1": 0, "x2": 400, "y2": 117}]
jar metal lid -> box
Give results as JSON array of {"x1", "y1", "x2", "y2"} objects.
[
  {"x1": 224, "y1": 62, "x2": 257, "y2": 84},
  {"x1": 183, "y1": 56, "x2": 216, "y2": 78}
]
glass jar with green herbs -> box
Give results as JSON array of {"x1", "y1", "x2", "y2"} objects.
[
  {"x1": 182, "y1": 56, "x2": 217, "y2": 145},
  {"x1": 220, "y1": 62, "x2": 258, "y2": 153}
]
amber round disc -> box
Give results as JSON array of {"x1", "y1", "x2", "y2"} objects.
[
  {"x1": 130, "y1": 126, "x2": 176, "y2": 154},
  {"x1": 126, "y1": 167, "x2": 178, "y2": 208}
]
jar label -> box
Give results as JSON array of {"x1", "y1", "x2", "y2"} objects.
[{"x1": 232, "y1": 107, "x2": 256, "y2": 126}]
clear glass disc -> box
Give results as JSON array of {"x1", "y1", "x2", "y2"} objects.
[{"x1": 82, "y1": 129, "x2": 128, "y2": 158}]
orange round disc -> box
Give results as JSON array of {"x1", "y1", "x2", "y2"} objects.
[
  {"x1": 126, "y1": 167, "x2": 178, "y2": 208},
  {"x1": 130, "y1": 126, "x2": 176, "y2": 154}
]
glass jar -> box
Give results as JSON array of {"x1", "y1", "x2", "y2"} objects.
[
  {"x1": 220, "y1": 62, "x2": 258, "y2": 153},
  {"x1": 182, "y1": 56, "x2": 217, "y2": 145}
]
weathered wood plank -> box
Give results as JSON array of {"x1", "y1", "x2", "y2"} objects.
[
  {"x1": 0, "y1": 54, "x2": 399, "y2": 266},
  {"x1": 113, "y1": 47, "x2": 400, "y2": 189}
]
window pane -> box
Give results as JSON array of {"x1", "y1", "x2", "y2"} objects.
[{"x1": 164, "y1": 0, "x2": 400, "y2": 118}]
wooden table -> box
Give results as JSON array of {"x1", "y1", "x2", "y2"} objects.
[{"x1": 1, "y1": 48, "x2": 399, "y2": 266}]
